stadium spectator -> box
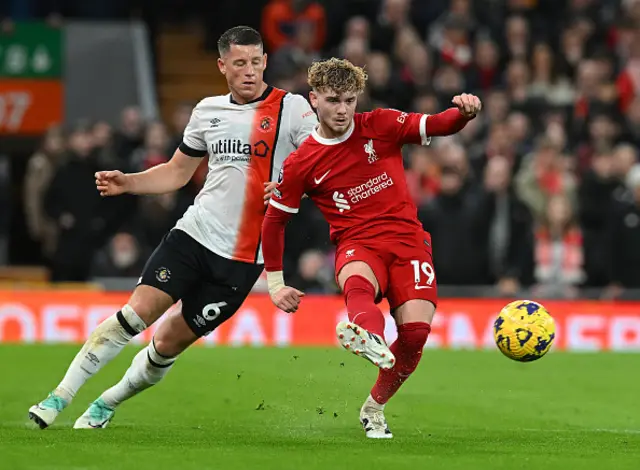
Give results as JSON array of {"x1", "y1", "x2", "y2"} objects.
[
  {"x1": 92, "y1": 120, "x2": 120, "y2": 169},
  {"x1": 135, "y1": 192, "x2": 192, "y2": 248},
  {"x1": 527, "y1": 42, "x2": 575, "y2": 107},
  {"x1": 45, "y1": 123, "x2": 134, "y2": 281},
  {"x1": 426, "y1": 0, "x2": 475, "y2": 61},
  {"x1": 621, "y1": 97, "x2": 640, "y2": 148},
  {"x1": 533, "y1": 194, "x2": 585, "y2": 298},
  {"x1": 270, "y1": 20, "x2": 321, "y2": 81},
  {"x1": 261, "y1": 0, "x2": 326, "y2": 53},
  {"x1": 23, "y1": 125, "x2": 66, "y2": 262},
  {"x1": 405, "y1": 146, "x2": 441, "y2": 206},
  {"x1": 419, "y1": 145, "x2": 492, "y2": 285},
  {"x1": 370, "y1": 0, "x2": 411, "y2": 55},
  {"x1": 516, "y1": 137, "x2": 577, "y2": 221},
  {"x1": 503, "y1": 15, "x2": 530, "y2": 63},
  {"x1": 616, "y1": 32, "x2": 640, "y2": 113},
  {"x1": 91, "y1": 230, "x2": 149, "y2": 278},
  {"x1": 44, "y1": 124, "x2": 103, "y2": 281},
  {"x1": 129, "y1": 121, "x2": 170, "y2": 172},
  {"x1": 288, "y1": 249, "x2": 335, "y2": 294},
  {"x1": 465, "y1": 37, "x2": 501, "y2": 93},
  {"x1": 112, "y1": 106, "x2": 145, "y2": 166},
  {"x1": 483, "y1": 155, "x2": 534, "y2": 294},
  {"x1": 365, "y1": 52, "x2": 396, "y2": 109},
  {"x1": 578, "y1": 151, "x2": 618, "y2": 287},
  {"x1": 608, "y1": 164, "x2": 640, "y2": 292},
  {"x1": 168, "y1": 102, "x2": 193, "y2": 151},
  {"x1": 340, "y1": 36, "x2": 368, "y2": 68},
  {"x1": 575, "y1": 112, "x2": 621, "y2": 174}
]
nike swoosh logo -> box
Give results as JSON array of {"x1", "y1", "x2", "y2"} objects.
[
  {"x1": 314, "y1": 169, "x2": 331, "y2": 184},
  {"x1": 415, "y1": 284, "x2": 433, "y2": 290}
]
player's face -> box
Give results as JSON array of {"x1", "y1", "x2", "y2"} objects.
[
  {"x1": 218, "y1": 44, "x2": 267, "y2": 103},
  {"x1": 310, "y1": 89, "x2": 357, "y2": 136}
]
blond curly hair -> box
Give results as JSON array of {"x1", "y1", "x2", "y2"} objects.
[{"x1": 307, "y1": 58, "x2": 368, "y2": 94}]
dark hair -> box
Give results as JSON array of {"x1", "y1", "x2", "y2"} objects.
[{"x1": 217, "y1": 26, "x2": 263, "y2": 56}]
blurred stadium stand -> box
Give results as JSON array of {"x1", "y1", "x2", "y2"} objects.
[{"x1": 2, "y1": 0, "x2": 640, "y2": 301}]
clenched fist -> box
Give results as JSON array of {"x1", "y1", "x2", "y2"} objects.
[
  {"x1": 95, "y1": 171, "x2": 130, "y2": 197},
  {"x1": 270, "y1": 286, "x2": 305, "y2": 313},
  {"x1": 452, "y1": 93, "x2": 482, "y2": 118}
]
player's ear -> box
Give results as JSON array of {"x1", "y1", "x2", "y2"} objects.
[
  {"x1": 309, "y1": 90, "x2": 318, "y2": 109},
  {"x1": 262, "y1": 53, "x2": 268, "y2": 69},
  {"x1": 217, "y1": 57, "x2": 226, "y2": 75}
]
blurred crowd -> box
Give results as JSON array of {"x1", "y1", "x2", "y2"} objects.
[
  {"x1": 22, "y1": 105, "x2": 205, "y2": 282},
  {"x1": 260, "y1": 0, "x2": 640, "y2": 298},
  {"x1": 10, "y1": 0, "x2": 640, "y2": 299}
]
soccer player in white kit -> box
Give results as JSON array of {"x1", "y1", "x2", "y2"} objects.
[{"x1": 28, "y1": 26, "x2": 318, "y2": 429}]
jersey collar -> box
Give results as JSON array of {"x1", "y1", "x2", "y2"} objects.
[
  {"x1": 311, "y1": 121, "x2": 355, "y2": 145},
  {"x1": 229, "y1": 85, "x2": 273, "y2": 105}
]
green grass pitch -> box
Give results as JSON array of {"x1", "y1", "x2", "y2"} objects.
[{"x1": 0, "y1": 345, "x2": 638, "y2": 469}]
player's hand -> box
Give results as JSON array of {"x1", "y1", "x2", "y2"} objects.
[
  {"x1": 452, "y1": 93, "x2": 482, "y2": 118},
  {"x1": 264, "y1": 181, "x2": 278, "y2": 206},
  {"x1": 95, "y1": 170, "x2": 130, "y2": 197},
  {"x1": 271, "y1": 286, "x2": 305, "y2": 313}
]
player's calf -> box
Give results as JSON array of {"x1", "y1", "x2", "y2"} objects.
[
  {"x1": 370, "y1": 322, "x2": 431, "y2": 404},
  {"x1": 74, "y1": 311, "x2": 195, "y2": 429},
  {"x1": 28, "y1": 304, "x2": 147, "y2": 429},
  {"x1": 342, "y1": 274, "x2": 385, "y2": 338},
  {"x1": 74, "y1": 339, "x2": 177, "y2": 429}
]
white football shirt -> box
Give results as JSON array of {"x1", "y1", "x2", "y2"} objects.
[{"x1": 175, "y1": 86, "x2": 317, "y2": 264}]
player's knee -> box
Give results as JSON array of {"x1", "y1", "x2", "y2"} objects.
[
  {"x1": 128, "y1": 285, "x2": 174, "y2": 326},
  {"x1": 152, "y1": 312, "x2": 198, "y2": 357},
  {"x1": 343, "y1": 275, "x2": 376, "y2": 300},
  {"x1": 397, "y1": 322, "x2": 431, "y2": 370},
  {"x1": 409, "y1": 322, "x2": 431, "y2": 349},
  {"x1": 338, "y1": 261, "x2": 378, "y2": 292},
  {"x1": 151, "y1": 334, "x2": 183, "y2": 359}
]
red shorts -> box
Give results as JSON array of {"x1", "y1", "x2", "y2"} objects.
[{"x1": 335, "y1": 231, "x2": 438, "y2": 310}]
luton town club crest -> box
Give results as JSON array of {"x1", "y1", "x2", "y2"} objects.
[{"x1": 259, "y1": 116, "x2": 273, "y2": 132}]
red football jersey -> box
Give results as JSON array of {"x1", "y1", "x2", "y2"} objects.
[{"x1": 269, "y1": 108, "x2": 431, "y2": 246}]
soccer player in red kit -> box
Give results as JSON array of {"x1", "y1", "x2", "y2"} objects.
[{"x1": 261, "y1": 58, "x2": 481, "y2": 438}]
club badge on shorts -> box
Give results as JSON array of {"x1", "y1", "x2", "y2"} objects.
[{"x1": 155, "y1": 267, "x2": 171, "y2": 283}]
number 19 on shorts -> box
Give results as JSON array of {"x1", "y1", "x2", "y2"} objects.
[{"x1": 411, "y1": 260, "x2": 435, "y2": 290}]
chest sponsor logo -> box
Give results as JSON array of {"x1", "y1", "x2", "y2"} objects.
[{"x1": 210, "y1": 139, "x2": 270, "y2": 163}]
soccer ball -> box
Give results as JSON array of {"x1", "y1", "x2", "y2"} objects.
[{"x1": 493, "y1": 300, "x2": 556, "y2": 362}]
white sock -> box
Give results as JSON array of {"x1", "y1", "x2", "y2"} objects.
[
  {"x1": 54, "y1": 305, "x2": 146, "y2": 403},
  {"x1": 364, "y1": 394, "x2": 385, "y2": 411},
  {"x1": 100, "y1": 339, "x2": 176, "y2": 409}
]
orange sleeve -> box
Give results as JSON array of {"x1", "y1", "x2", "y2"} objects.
[{"x1": 261, "y1": 2, "x2": 292, "y2": 52}]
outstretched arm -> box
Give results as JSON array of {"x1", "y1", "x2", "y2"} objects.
[
  {"x1": 425, "y1": 93, "x2": 482, "y2": 138},
  {"x1": 261, "y1": 155, "x2": 308, "y2": 312},
  {"x1": 361, "y1": 93, "x2": 482, "y2": 146},
  {"x1": 96, "y1": 149, "x2": 203, "y2": 196},
  {"x1": 262, "y1": 204, "x2": 305, "y2": 312}
]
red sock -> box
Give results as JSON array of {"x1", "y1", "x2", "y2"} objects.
[
  {"x1": 370, "y1": 322, "x2": 431, "y2": 404},
  {"x1": 343, "y1": 275, "x2": 385, "y2": 338}
]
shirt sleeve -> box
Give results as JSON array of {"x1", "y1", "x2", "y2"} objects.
[
  {"x1": 288, "y1": 94, "x2": 318, "y2": 148},
  {"x1": 268, "y1": 154, "x2": 307, "y2": 214},
  {"x1": 360, "y1": 108, "x2": 430, "y2": 146},
  {"x1": 178, "y1": 101, "x2": 208, "y2": 157}
]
